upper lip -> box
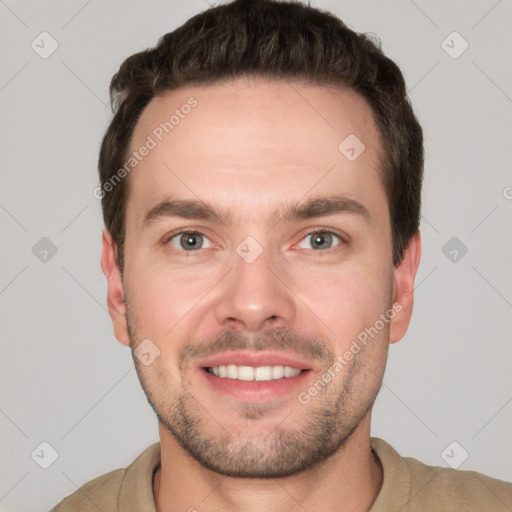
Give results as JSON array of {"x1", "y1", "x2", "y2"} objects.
[{"x1": 196, "y1": 351, "x2": 314, "y2": 371}]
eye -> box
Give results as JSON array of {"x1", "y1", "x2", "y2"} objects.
[
  {"x1": 297, "y1": 230, "x2": 343, "y2": 251},
  {"x1": 167, "y1": 231, "x2": 212, "y2": 251}
]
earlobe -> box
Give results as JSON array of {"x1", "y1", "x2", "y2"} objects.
[
  {"x1": 389, "y1": 231, "x2": 421, "y2": 344},
  {"x1": 101, "y1": 230, "x2": 130, "y2": 346}
]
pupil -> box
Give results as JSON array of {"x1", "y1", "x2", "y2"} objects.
[
  {"x1": 181, "y1": 233, "x2": 200, "y2": 250},
  {"x1": 312, "y1": 233, "x2": 331, "y2": 249}
]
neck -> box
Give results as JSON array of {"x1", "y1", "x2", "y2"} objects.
[{"x1": 153, "y1": 413, "x2": 383, "y2": 512}]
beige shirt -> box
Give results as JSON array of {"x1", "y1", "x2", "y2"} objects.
[{"x1": 51, "y1": 437, "x2": 512, "y2": 511}]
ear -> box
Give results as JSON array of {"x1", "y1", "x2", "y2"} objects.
[
  {"x1": 389, "y1": 231, "x2": 421, "y2": 344},
  {"x1": 100, "y1": 230, "x2": 130, "y2": 346}
]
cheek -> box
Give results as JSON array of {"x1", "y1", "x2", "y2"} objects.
[
  {"x1": 290, "y1": 263, "x2": 391, "y2": 349},
  {"x1": 124, "y1": 260, "x2": 216, "y2": 343}
]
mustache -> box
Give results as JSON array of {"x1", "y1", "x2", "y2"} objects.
[{"x1": 178, "y1": 327, "x2": 334, "y2": 370}]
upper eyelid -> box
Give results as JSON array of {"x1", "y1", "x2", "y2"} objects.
[{"x1": 164, "y1": 228, "x2": 214, "y2": 242}]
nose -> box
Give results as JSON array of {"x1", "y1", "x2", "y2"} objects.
[{"x1": 212, "y1": 243, "x2": 297, "y2": 332}]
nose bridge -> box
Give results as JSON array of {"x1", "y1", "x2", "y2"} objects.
[{"x1": 213, "y1": 236, "x2": 296, "y2": 331}]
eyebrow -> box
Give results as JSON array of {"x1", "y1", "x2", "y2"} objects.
[{"x1": 141, "y1": 194, "x2": 372, "y2": 231}]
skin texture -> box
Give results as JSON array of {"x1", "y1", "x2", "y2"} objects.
[{"x1": 101, "y1": 77, "x2": 421, "y2": 512}]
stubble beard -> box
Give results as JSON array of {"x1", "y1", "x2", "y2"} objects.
[{"x1": 127, "y1": 315, "x2": 388, "y2": 478}]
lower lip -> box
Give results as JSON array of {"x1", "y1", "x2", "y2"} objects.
[{"x1": 199, "y1": 368, "x2": 312, "y2": 401}]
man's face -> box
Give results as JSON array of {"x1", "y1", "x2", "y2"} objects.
[{"x1": 108, "y1": 77, "x2": 411, "y2": 477}]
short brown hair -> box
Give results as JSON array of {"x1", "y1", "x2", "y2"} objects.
[{"x1": 98, "y1": 0, "x2": 423, "y2": 273}]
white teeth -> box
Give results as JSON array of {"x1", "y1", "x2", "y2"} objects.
[
  {"x1": 272, "y1": 365, "x2": 285, "y2": 379},
  {"x1": 238, "y1": 366, "x2": 255, "y2": 381},
  {"x1": 284, "y1": 366, "x2": 297, "y2": 378},
  {"x1": 255, "y1": 366, "x2": 272, "y2": 381},
  {"x1": 208, "y1": 364, "x2": 302, "y2": 381},
  {"x1": 226, "y1": 364, "x2": 238, "y2": 379}
]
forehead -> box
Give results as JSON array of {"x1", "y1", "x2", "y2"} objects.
[{"x1": 125, "y1": 77, "x2": 386, "y2": 227}]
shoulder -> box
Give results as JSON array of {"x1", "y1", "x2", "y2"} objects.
[
  {"x1": 405, "y1": 453, "x2": 512, "y2": 510},
  {"x1": 49, "y1": 468, "x2": 126, "y2": 512},
  {"x1": 370, "y1": 437, "x2": 512, "y2": 511},
  {"x1": 50, "y1": 443, "x2": 161, "y2": 512}
]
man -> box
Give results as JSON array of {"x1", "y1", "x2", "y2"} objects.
[{"x1": 52, "y1": 0, "x2": 512, "y2": 510}]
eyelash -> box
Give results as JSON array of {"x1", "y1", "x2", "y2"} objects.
[{"x1": 162, "y1": 229, "x2": 347, "y2": 256}]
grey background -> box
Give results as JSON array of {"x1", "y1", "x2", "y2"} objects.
[{"x1": 1, "y1": 0, "x2": 511, "y2": 510}]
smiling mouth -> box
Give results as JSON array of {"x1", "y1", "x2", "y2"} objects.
[{"x1": 205, "y1": 365, "x2": 305, "y2": 381}]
